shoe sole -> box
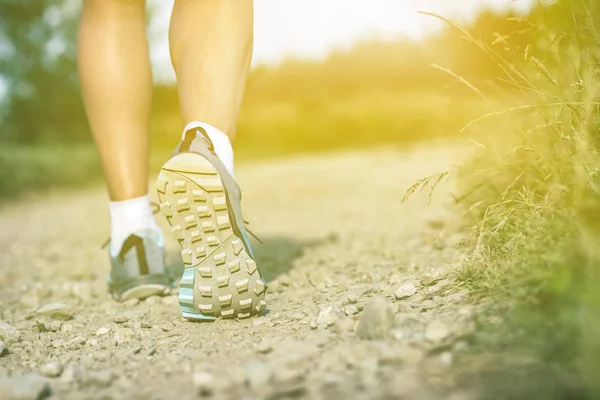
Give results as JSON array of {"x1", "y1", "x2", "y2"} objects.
[{"x1": 157, "y1": 152, "x2": 267, "y2": 321}]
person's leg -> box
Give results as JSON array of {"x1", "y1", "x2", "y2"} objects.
[
  {"x1": 158, "y1": 1, "x2": 265, "y2": 320},
  {"x1": 78, "y1": 0, "x2": 159, "y2": 255},
  {"x1": 169, "y1": 0, "x2": 253, "y2": 175}
]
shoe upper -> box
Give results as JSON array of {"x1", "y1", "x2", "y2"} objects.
[
  {"x1": 108, "y1": 228, "x2": 169, "y2": 291},
  {"x1": 172, "y1": 127, "x2": 255, "y2": 258}
]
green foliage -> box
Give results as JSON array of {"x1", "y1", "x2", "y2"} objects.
[
  {"x1": 414, "y1": 0, "x2": 600, "y2": 397},
  {"x1": 0, "y1": 0, "x2": 87, "y2": 142}
]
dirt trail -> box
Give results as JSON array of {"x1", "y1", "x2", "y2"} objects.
[{"x1": 0, "y1": 142, "x2": 477, "y2": 400}]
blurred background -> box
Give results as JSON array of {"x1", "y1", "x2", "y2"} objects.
[{"x1": 0, "y1": 0, "x2": 534, "y2": 199}]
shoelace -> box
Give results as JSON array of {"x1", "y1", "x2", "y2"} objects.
[{"x1": 101, "y1": 202, "x2": 263, "y2": 249}]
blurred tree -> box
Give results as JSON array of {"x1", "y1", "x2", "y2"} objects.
[{"x1": 0, "y1": 0, "x2": 87, "y2": 143}]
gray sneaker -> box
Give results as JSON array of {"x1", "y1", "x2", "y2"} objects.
[
  {"x1": 156, "y1": 127, "x2": 267, "y2": 321},
  {"x1": 108, "y1": 228, "x2": 171, "y2": 301}
]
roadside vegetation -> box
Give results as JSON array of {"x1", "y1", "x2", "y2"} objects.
[{"x1": 405, "y1": 1, "x2": 600, "y2": 397}]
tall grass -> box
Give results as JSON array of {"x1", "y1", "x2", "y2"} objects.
[{"x1": 407, "y1": 1, "x2": 600, "y2": 397}]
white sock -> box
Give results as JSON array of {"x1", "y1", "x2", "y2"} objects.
[
  {"x1": 182, "y1": 121, "x2": 235, "y2": 177},
  {"x1": 109, "y1": 194, "x2": 159, "y2": 255}
]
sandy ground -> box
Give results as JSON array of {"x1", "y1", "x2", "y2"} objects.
[{"x1": 0, "y1": 142, "x2": 479, "y2": 400}]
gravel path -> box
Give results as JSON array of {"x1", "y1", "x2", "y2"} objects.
[{"x1": 0, "y1": 143, "x2": 477, "y2": 400}]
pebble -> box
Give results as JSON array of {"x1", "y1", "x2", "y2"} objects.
[
  {"x1": 36, "y1": 320, "x2": 62, "y2": 333},
  {"x1": 309, "y1": 318, "x2": 318, "y2": 330},
  {"x1": 40, "y1": 362, "x2": 63, "y2": 378},
  {"x1": 316, "y1": 305, "x2": 343, "y2": 328},
  {"x1": 0, "y1": 373, "x2": 52, "y2": 400},
  {"x1": 96, "y1": 327, "x2": 110, "y2": 336},
  {"x1": 0, "y1": 341, "x2": 7, "y2": 357},
  {"x1": 60, "y1": 324, "x2": 73, "y2": 333},
  {"x1": 355, "y1": 296, "x2": 396, "y2": 340},
  {"x1": 35, "y1": 303, "x2": 73, "y2": 320},
  {"x1": 424, "y1": 320, "x2": 450, "y2": 343},
  {"x1": 122, "y1": 298, "x2": 140, "y2": 308},
  {"x1": 394, "y1": 283, "x2": 417, "y2": 300},
  {"x1": 343, "y1": 305, "x2": 359, "y2": 316},
  {"x1": 0, "y1": 322, "x2": 18, "y2": 341},
  {"x1": 68, "y1": 336, "x2": 86, "y2": 347},
  {"x1": 346, "y1": 292, "x2": 358, "y2": 304},
  {"x1": 192, "y1": 371, "x2": 215, "y2": 396},
  {"x1": 256, "y1": 339, "x2": 273, "y2": 354},
  {"x1": 440, "y1": 351, "x2": 453, "y2": 367},
  {"x1": 113, "y1": 315, "x2": 129, "y2": 324}
]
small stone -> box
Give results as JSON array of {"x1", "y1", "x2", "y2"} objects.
[
  {"x1": 35, "y1": 303, "x2": 73, "y2": 321},
  {"x1": 343, "y1": 305, "x2": 359, "y2": 316},
  {"x1": 60, "y1": 324, "x2": 73, "y2": 333},
  {"x1": 256, "y1": 339, "x2": 273, "y2": 354},
  {"x1": 0, "y1": 341, "x2": 8, "y2": 357},
  {"x1": 292, "y1": 313, "x2": 305, "y2": 321},
  {"x1": 309, "y1": 318, "x2": 318, "y2": 330},
  {"x1": 51, "y1": 339, "x2": 65, "y2": 349},
  {"x1": 113, "y1": 315, "x2": 129, "y2": 324},
  {"x1": 394, "y1": 283, "x2": 417, "y2": 300},
  {"x1": 0, "y1": 322, "x2": 18, "y2": 341},
  {"x1": 355, "y1": 296, "x2": 396, "y2": 340},
  {"x1": 36, "y1": 320, "x2": 62, "y2": 333},
  {"x1": 346, "y1": 292, "x2": 358, "y2": 304},
  {"x1": 122, "y1": 298, "x2": 140, "y2": 308},
  {"x1": 95, "y1": 327, "x2": 110, "y2": 336},
  {"x1": 40, "y1": 362, "x2": 63, "y2": 378},
  {"x1": 316, "y1": 305, "x2": 343, "y2": 328},
  {"x1": 440, "y1": 351, "x2": 453, "y2": 367},
  {"x1": 424, "y1": 320, "x2": 450, "y2": 343},
  {"x1": 192, "y1": 371, "x2": 215, "y2": 395},
  {"x1": 0, "y1": 373, "x2": 51, "y2": 400},
  {"x1": 67, "y1": 336, "x2": 86, "y2": 348}
]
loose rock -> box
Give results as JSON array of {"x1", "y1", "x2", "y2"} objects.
[
  {"x1": 0, "y1": 322, "x2": 18, "y2": 341},
  {"x1": 95, "y1": 327, "x2": 110, "y2": 336},
  {"x1": 0, "y1": 341, "x2": 7, "y2": 357},
  {"x1": 35, "y1": 303, "x2": 73, "y2": 320},
  {"x1": 192, "y1": 371, "x2": 215, "y2": 396},
  {"x1": 0, "y1": 373, "x2": 52, "y2": 400},
  {"x1": 343, "y1": 305, "x2": 359, "y2": 316},
  {"x1": 40, "y1": 362, "x2": 63, "y2": 378},
  {"x1": 394, "y1": 283, "x2": 417, "y2": 300},
  {"x1": 256, "y1": 339, "x2": 273, "y2": 354},
  {"x1": 316, "y1": 305, "x2": 343, "y2": 328},
  {"x1": 113, "y1": 315, "x2": 129, "y2": 324},
  {"x1": 424, "y1": 320, "x2": 450, "y2": 343},
  {"x1": 355, "y1": 296, "x2": 396, "y2": 340}
]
